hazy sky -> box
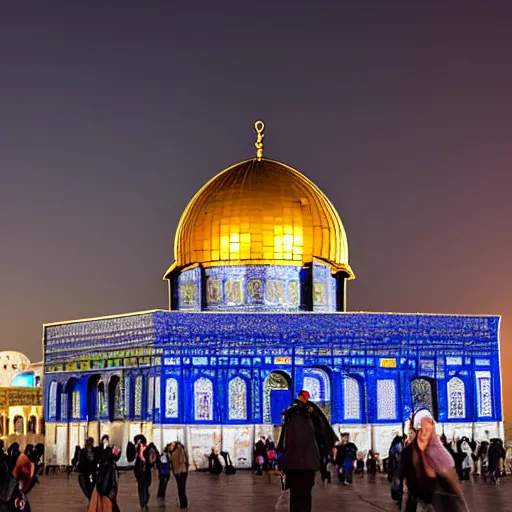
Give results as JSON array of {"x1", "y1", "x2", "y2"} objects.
[{"x1": 1, "y1": 2, "x2": 511, "y2": 415}]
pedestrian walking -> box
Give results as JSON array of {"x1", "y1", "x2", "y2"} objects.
[
  {"x1": 169, "y1": 441, "x2": 189, "y2": 510},
  {"x1": 277, "y1": 389, "x2": 338, "y2": 512}
]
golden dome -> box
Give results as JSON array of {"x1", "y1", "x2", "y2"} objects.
[{"x1": 164, "y1": 158, "x2": 354, "y2": 279}]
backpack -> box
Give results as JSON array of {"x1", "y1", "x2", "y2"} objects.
[
  {"x1": 146, "y1": 444, "x2": 158, "y2": 467},
  {"x1": 159, "y1": 454, "x2": 171, "y2": 476}
]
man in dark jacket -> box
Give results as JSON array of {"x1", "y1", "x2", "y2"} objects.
[{"x1": 277, "y1": 390, "x2": 338, "y2": 512}]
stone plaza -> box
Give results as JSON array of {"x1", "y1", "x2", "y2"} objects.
[{"x1": 31, "y1": 471, "x2": 512, "y2": 511}]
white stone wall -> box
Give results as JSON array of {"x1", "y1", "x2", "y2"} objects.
[{"x1": 44, "y1": 420, "x2": 505, "y2": 468}]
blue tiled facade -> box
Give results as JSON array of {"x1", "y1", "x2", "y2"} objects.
[{"x1": 43, "y1": 310, "x2": 502, "y2": 427}]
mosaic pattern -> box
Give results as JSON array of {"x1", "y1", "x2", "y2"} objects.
[
  {"x1": 177, "y1": 267, "x2": 202, "y2": 310},
  {"x1": 154, "y1": 376, "x2": 161, "y2": 414},
  {"x1": 124, "y1": 375, "x2": 130, "y2": 417},
  {"x1": 98, "y1": 383, "x2": 107, "y2": 418},
  {"x1": 194, "y1": 377, "x2": 213, "y2": 421},
  {"x1": 165, "y1": 378, "x2": 179, "y2": 418},
  {"x1": 377, "y1": 380, "x2": 396, "y2": 420},
  {"x1": 42, "y1": 310, "x2": 501, "y2": 425},
  {"x1": 228, "y1": 377, "x2": 247, "y2": 420},
  {"x1": 312, "y1": 260, "x2": 336, "y2": 312},
  {"x1": 303, "y1": 368, "x2": 330, "y2": 402},
  {"x1": 60, "y1": 393, "x2": 67, "y2": 420},
  {"x1": 303, "y1": 376, "x2": 320, "y2": 402},
  {"x1": 134, "y1": 376, "x2": 143, "y2": 417},
  {"x1": 72, "y1": 389, "x2": 80, "y2": 419},
  {"x1": 476, "y1": 372, "x2": 493, "y2": 417},
  {"x1": 411, "y1": 378, "x2": 435, "y2": 414},
  {"x1": 447, "y1": 377, "x2": 465, "y2": 419},
  {"x1": 113, "y1": 378, "x2": 124, "y2": 419},
  {"x1": 147, "y1": 376, "x2": 155, "y2": 415},
  {"x1": 203, "y1": 265, "x2": 304, "y2": 311},
  {"x1": 343, "y1": 376, "x2": 361, "y2": 420}
]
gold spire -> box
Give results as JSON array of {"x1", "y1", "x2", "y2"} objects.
[{"x1": 254, "y1": 120, "x2": 264, "y2": 160}]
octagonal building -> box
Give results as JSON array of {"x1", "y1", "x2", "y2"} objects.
[{"x1": 43, "y1": 123, "x2": 502, "y2": 468}]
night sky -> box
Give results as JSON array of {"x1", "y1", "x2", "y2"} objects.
[{"x1": 1, "y1": 3, "x2": 511, "y2": 417}]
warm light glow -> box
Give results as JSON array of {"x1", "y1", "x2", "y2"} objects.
[{"x1": 165, "y1": 158, "x2": 354, "y2": 279}]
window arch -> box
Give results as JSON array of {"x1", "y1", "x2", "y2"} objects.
[
  {"x1": 447, "y1": 377, "x2": 465, "y2": 419},
  {"x1": 108, "y1": 376, "x2": 124, "y2": 421},
  {"x1": 228, "y1": 376, "x2": 247, "y2": 420},
  {"x1": 411, "y1": 378, "x2": 437, "y2": 417},
  {"x1": 49, "y1": 381, "x2": 61, "y2": 420},
  {"x1": 194, "y1": 377, "x2": 213, "y2": 421},
  {"x1": 134, "y1": 376, "x2": 143, "y2": 417},
  {"x1": 165, "y1": 378, "x2": 179, "y2": 418},
  {"x1": 343, "y1": 376, "x2": 361, "y2": 420},
  {"x1": 303, "y1": 368, "x2": 331, "y2": 403},
  {"x1": 263, "y1": 371, "x2": 291, "y2": 424},
  {"x1": 476, "y1": 372, "x2": 493, "y2": 418}
]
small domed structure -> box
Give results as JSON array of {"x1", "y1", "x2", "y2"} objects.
[{"x1": 0, "y1": 351, "x2": 31, "y2": 386}]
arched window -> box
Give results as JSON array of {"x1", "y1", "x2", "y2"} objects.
[
  {"x1": 228, "y1": 377, "x2": 247, "y2": 420},
  {"x1": 14, "y1": 415, "x2": 24, "y2": 435},
  {"x1": 447, "y1": 377, "x2": 465, "y2": 419},
  {"x1": 28, "y1": 415, "x2": 37, "y2": 434},
  {"x1": 263, "y1": 371, "x2": 291, "y2": 424},
  {"x1": 303, "y1": 368, "x2": 331, "y2": 402},
  {"x1": 108, "y1": 376, "x2": 124, "y2": 421},
  {"x1": 40, "y1": 417, "x2": 45, "y2": 435},
  {"x1": 49, "y1": 381, "x2": 60, "y2": 420},
  {"x1": 72, "y1": 387, "x2": 80, "y2": 419},
  {"x1": 165, "y1": 378, "x2": 179, "y2": 418},
  {"x1": 97, "y1": 382, "x2": 106, "y2": 418},
  {"x1": 134, "y1": 376, "x2": 143, "y2": 417},
  {"x1": 0, "y1": 415, "x2": 4, "y2": 436},
  {"x1": 194, "y1": 377, "x2": 213, "y2": 421},
  {"x1": 147, "y1": 376, "x2": 155, "y2": 417},
  {"x1": 411, "y1": 378, "x2": 436, "y2": 416},
  {"x1": 343, "y1": 376, "x2": 361, "y2": 420},
  {"x1": 377, "y1": 379, "x2": 397, "y2": 420}
]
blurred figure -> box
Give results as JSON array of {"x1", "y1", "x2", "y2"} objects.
[
  {"x1": 399, "y1": 409, "x2": 468, "y2": 511},
  {"x1": 169, "y1": 441, "x2": 189, "y2": 510},
  {"x1": 88, "y1": 444, "x2": 121, "y2": 512},
  {"x1": 156, "y1": 444, "x2": 172, "y2": 499},
  {"x1": 335, "y1": 433, "x2": 357, "y2": 485},
  {"x1": 77, "y1": 437, "x2": 98, "y2": 501},
  {"x1": 277, "y1": 390, "x2": 337, "y2": 512}
]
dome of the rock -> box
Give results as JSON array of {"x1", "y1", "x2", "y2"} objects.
[{"x1": 164, "y1": 158, "x2": 354, "y2": 279}]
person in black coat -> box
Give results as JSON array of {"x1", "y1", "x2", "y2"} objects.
[{"x1": 277, "y1": 390, "x2": 338, "y2": 512}]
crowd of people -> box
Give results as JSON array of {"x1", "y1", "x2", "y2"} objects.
[
  {"x1": 0, "y1": 440, "x2": 44, "y2": 511},
  {"x1": 0, "y1": 396, "x2": 510, "y2": 512}
]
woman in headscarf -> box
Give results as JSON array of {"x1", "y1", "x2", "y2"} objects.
[{"x1": 399, "y1": 409, "x2": 468, "y2": 512}]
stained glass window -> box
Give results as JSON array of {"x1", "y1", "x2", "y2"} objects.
[
  {"x1": 343, "y1": 376, "x2": 361, "y2": 420},
  {"x1": 447, "y1": 377, "x2": 465, "y2": 419},
  {"x1": 134, "y1": 376, "x2": 143, "y2": 417},
  {"x1": 194, "y1": 377, "x2": 213, "y2": 421},
  {"x1": 476, "y1": 372, "x2": 492, "y2": 417},
  {"x1": 377, "y1": 379, "x2": 396, "y2": 420},
  {"x1": 49, "y1": 381, "x2": 58, "y2": 419},
  {"x1": 165, "y1": 378, "x2": 179, "y2": 418},
  {"x1": 147, "y1": 376, "x2": 155, "y2": 416},
  {"x1": 72, "y1": 388, "x2": 80, "y2": 419},
  {"x1": 411, "y1": 378, "x2": 434, "y2": 414},
  {"x1": 228, "y1": 377, "x2": 247, "y2": 420}
]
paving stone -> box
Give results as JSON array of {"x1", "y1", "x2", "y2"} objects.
[{"x1": 29, "y1": 470, "x2": 512, "y2": 511}]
